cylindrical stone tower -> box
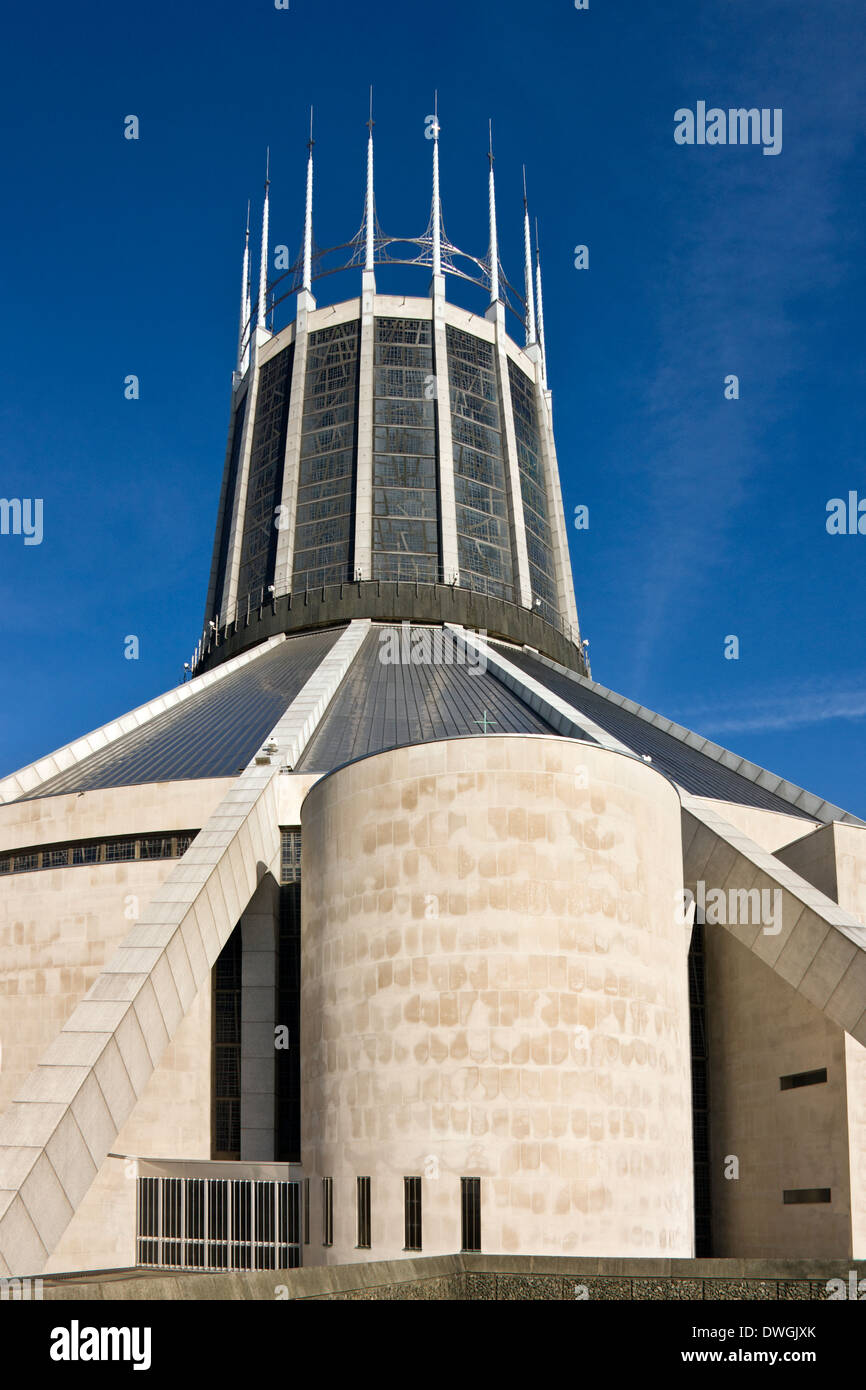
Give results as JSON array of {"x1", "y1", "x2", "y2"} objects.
[{"x1": 301, "y1": 736, "x2": 693, "y2": 1260}]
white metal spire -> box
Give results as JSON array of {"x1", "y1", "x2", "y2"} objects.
[
  {"x1": 535, "y1": 219, "x2": 548, "y2": 387},
  {"x1": 365, "y1": 88, "x2": 375, "y2": 272},
  {"x1": 487, "y1": 121, "x2": 499, "y2": 304},
  {"x1": 522, "y1": 166, "x2": 537, "y2": 347},
  {"x1": 303, "y1": 109, "x2": 314, "y2": 294},
  {"x1": 243, "y1": 247, "x2": 252, "y2": 372},
  {"x1": 431, "y1": 93, "x2": 442, "y2": 279},
  {"x1": 257, "y1": 150, "x2": 270, "y2": 330},
  {"x1": 236, "y1": 202, "x2": 250, "y2": 376}
]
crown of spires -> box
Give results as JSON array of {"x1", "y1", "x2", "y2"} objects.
[{"x1": 236, "y1": 101, "x2": 551, "y2": 369}]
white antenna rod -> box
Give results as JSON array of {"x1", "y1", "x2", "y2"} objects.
[
  {"x1": 535, "y1": 219, "x2": 548, "y2": 386},
  {"x1": 365, "y1": 87, "x2": 375, "y2": 272},
  {"x1": 487, "y1": 121, "x2": 499, "y2": 304},
  {"x1": 236, "y1": 201, "x2": 250, "y2": 374},
  {"x1": 243, "y1": 260, "x2": 252, "y2": 372},
  {"x1": 258, "y1": 150, "x2": 270, "y2": 329},
  {"x1": 303, "y1": 109, "x2": 314, "y2": 294},
  {"x1": 431, "y1": 92, "x2": 441, "y2": 279},
  {"x1": 522, "y1": 166, "x2": 537, "y2": 346}
]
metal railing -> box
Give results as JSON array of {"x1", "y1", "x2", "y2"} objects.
[
  {"x1": 195, "y1": 567, "x2": 580, "y2": 675},
  {"x1": 136, "y1": 1176, "x2": 302, "y2": 1272}
]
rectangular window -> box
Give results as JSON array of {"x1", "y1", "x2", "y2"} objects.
[
  {"x1": 780, "y1": 1068, "x2": 828, "y2": 1091},
  {"x1": 139, "y1": 837, "x2": 173, "y2": 860},
  {"x1": 404, "y1": 1177, "x2": 422, "y2": 1251},
  {"x1": 280, "y1": 827, "x2": 302, "y2": 884},
  {"x1": 105, "y1": 840, "x2": 135, "y2": 862},
  {"x1": 212, "y1": 927, "x2": 242, "y2": 1160},
  {"x1": 461, "y1": 1177, "x2": 481, "y2": 1252},
  {"x1": 356, "y1": 1176, "x2": 371, "y2": 1249},
  {"x1": 783, "y1": 1189, "x2": 832, "y2": 1204},
  {"x1": 293, "y1": 322, "x2": 359, "y2": 593},
  {"x1": 322, "y1": 1177, "x2": 333, "y2": 1247},
  {"x1": 238, "y1": 344, "x2": 294, "y2": 605}
]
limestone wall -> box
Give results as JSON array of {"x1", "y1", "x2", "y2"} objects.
[{"x1": 300, "y1": 735, "x2": 692, "y2": 1262}]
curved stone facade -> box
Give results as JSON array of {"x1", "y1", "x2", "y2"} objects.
[{"x1": 300, "y1": 735, "x2": 693, "y2": 1261}]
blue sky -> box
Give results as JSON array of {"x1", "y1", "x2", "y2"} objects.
[{"x1": 0, "y1": 0, "x2": 864, "y2": 815}]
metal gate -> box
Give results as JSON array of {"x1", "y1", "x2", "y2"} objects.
[{"x1": 136, "y1": 1177, "x2": 302, "y2": 1271}]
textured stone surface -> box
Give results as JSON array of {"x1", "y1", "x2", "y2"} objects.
[
  {"x1": 301, "y1": 737, "x2": 692, "y2": 1263},
  {"x1": 497, "y1": 1274, "x2": 562, "y2": 1300},
  {"x1": 705, "y1": 1279, "x2": 778, "y2": 1300},
  {"x1": 463, "y1": 1272, "x2": 496, "y2": 1300},
  {"x1": 778, "y1": 1281, "x2": 812, "y2": 1300},
  {"x1": 580, "y1": 1277, "x2": 634, "y2": 1300},
  {"x1": 633, "y1": 1278, "x2": 703, "y2": 1300}
]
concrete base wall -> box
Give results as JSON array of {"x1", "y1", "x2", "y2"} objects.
[{"x1": 37, "y1": 1253, "x2": 866, "y2": 1301}]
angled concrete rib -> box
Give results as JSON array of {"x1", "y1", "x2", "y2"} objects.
[
  {"x1": 0, "y1": 622, "x2": 369, "y2": 1275},
  {"x1": 449, "y1": 627, "x2": 632, "y2": 752},
  {"x1": 682, "y1": 797, "x2": 866, "y2": 1046}
]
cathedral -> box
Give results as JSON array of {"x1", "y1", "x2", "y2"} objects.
[{"x1": 1, "y1": 105, "x2": 864, "y2": 1282}]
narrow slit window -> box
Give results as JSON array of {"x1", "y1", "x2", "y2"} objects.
[
  {"x1": 357, "y1": 1176, "x2": 371, "y2": 1249},
  {"x1": 404, "y1": 1177, "x2": 422, "y2": 1251},
  {"x1": 461, "y1": 1176, "x2": 481, "y2": 1252},
  {"x1": 322, "y1": 1177, "x2": 333, "y2": 1247},
  {"x1": 780, "y1": 1068, "x2": 827, "y2": 1091},
  {"x1": 783, "y1": 1188, "x2": 831, "y2": 1204}
]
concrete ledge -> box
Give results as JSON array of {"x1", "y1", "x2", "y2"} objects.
[
  {"x1": 37, "y1": 1254, "x2": 866, "y2": 1301},
  {"x1": 195, "y1": 583, "x2": 586, "y2": 679}
]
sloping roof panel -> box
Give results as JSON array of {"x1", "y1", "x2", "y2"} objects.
[
  {"x1": 19, "y1": 630, "x2": 342, "y2": 799},
  {"x1": 296, "y1": 626, "x2": 559, "y2": 771}
]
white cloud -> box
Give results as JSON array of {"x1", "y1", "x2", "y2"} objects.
[{"x1": 681, "y1": 684, "x2": 866, "y2": 735}]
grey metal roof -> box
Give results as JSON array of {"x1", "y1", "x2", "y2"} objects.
[
  {"x1": 20, "y1": 630, "x2": 342, "y2": 800},
  {"x1": 296, "y1": 625, "x2": 558, "y2": 772},
  {"x1": 489, "y1": 643, "x2": 818, "y2": 818}
]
